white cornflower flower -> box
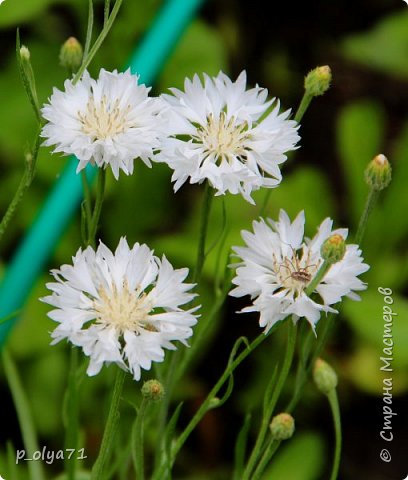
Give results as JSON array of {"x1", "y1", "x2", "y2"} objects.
[
  {"x1": 42, "y1": 238, "x2": 198, "y2": 381},
  {"x1": 41, "y1": 69, "x2": 167, "y2": 179},
  {"x1": 230, "y1": 210, "x2": 369, "y2": 332},
  {"x1": 157, "y1": 71, "x2": 300, "y2": 203}
]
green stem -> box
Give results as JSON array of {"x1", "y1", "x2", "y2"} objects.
[
  {"x1": 153, "y1": 350, "x2": 179, "y2": 472},
  {"x1": 294, "y1": 92, "x2": 313, "y2": 123},
  {"x1": 6, "y1": 440, "x2": 19, "y2": 480},
  {"x1": 133, "y1": 398, "x2": 148, "y2": 480},
  {"x1": 260, "y1": 90, "x2": 315, "y2": 217},
  {"x1": 328, "y1": 389, "x2": 342, "y2": 480},
  {"x1": 104, "y1": 0, "x2": 111, "y2": 26},
  {"x1": 193, "y1": 182, "x2": 213, "y2": 283},
  {"x1": 64, "y1": 348, "x2": 80, "y2": 480},
  {"x1": 0, "y1": 126, "x2": 41, "y2": 245},
  {"x1": 355, "y1": 188, "x2": 379, "y2": 245},
  {"x1": 175, "y1": 272, "x2": 232, "y2": 383},
  {"x1": 88, "y1": 168, "x2": 106, "y2": 247},
  {"x1": 251, "y1": 439, "x2": 281, "y2": 480},
  {"x1": 0, "y1": 171, "x2": 28, "y2": 245},
  {"x1": 233, "y1": 413, "x2": 252, "y2": 480},
  {"x1": 2, "y1": 349, "x2": 46, "y2": 480},
  {"x1": 153, "y1": 333, "x2": 268, "y2": 479},
  {"x1": 83, "y1": 0, "x2": 94, "y2": 61},
  {"x1": 16, "y1": 30, "x2": 41, "y2": 124},
  {"x1": 286, "y1": 313, "x2": 334, "y2": 412},
  {"x1": 91, "y1": 368, "x2": 126, "y2": 480},
  {"x1": 305, "y1": 259, "x2": 332, "y2": 297},
  {"x1": 73, "y1": 0, "x2": 123, "y2": 84},
  {"x1": 80, "y1": 171, "x2": 93, "y2": 242},
  {"x1": 242, "y1": 321, "x2": 297, "y2": 480}
]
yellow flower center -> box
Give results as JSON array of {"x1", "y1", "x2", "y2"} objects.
[
  {"x1": 78, "y1": 96, "x2": 133, "y2": 141},
  {"x1": 93, "y1": 282, "x2": 155, "y2": 334},
  {"x1": 195, "y1": 113, "x2": 251, "y2": 163}
]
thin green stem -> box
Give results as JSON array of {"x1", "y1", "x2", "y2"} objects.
[
  {"x1": 305, "y1": 259, "x2": 332, "y2": 296},
  {"x1": 64, "y1": 348, "x2": 80, "y2": 480},
  {"x1": 73, "y1": 0, "x2": 123, "y2": 84},
  {"x1": 0, "y1": 171, "x2": 28, "y2": 245},
  {"x1": 294, "y1": 92, "x2": 313, "y2": 123},
  {"x1": 153, "y1": 351, "x2": 179, "y2": 472},
  {"x1": 153, "y1": 333, "x2": 268, "y2": 479},
  {"x1": 355, "y1": 188, "x2": 379, "y2": 245},
  {"x1": 193, "y1": 182, "x2": 213, "y2": 283},
  {"x1": 104, "y1": 0, "x2": 111, "y2": 26},
  {"x1": 133, "y1": 398, "x2": 148, "y2": 480},
  {"x1": 6, "y1": 440, "x2": 19, "y2": 480},
  {"x1": 0, "y1": 125, "x2": 41, "y2": 245},
  {"x1": 328, "y1": 389, "x2": 342, "y2": 480},
  {"x1": 83, "y1": 0, "x2": 94, "y2": 61},
  {"x1": 88, "y1": 168, "x2": 106, "y2": 247},
  {"x1": 233, "y1": 413, "x2": 252, "y2": 480},
  {"x1": 252, "y1": 439, "x2": 281, "y2": 480},
  {"x1": 175, "y1": 272, "x2": 232, "y2": 383},
  {"x1": 286, "y1": 313, "x2": 335, "y2": 412},
  {"x1": 91, "y1": 368, "x2": 126, "y2": 480},
  {"x1": 2, "y1": 349, "x2": 46, "y2": 480},
  {"x1": 16, "y1": 30, "x2": 41, "y2": 124},
  {"x1": 260, "y1": 90, "x2": 315, "y2": 217},
  {"x1": 242, "y1": 321, "x2": 297, "y2": 480},
  {"x1": 81, "y1": 170, "x2": 93, "y2": 243}
]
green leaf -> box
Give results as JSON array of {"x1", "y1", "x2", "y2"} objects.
[
  {"x1": 341, "y1": 11, "x2": 408, "y2": 79},
  {"x1": 261, "y1": 431, "x2": 325, "y2": 480},
  {"x1": 336, "y1": 100, "x2": 385, "y2": 227}
]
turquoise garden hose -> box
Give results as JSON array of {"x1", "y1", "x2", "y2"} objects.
[{"x1": 0, "y1": 0, "x2": 204, "y2": 346}]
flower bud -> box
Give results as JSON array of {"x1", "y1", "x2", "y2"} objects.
[
  {"x1": 364, "y1": 154, "x2": 392, "y2": 191},
  {"x1": 269, "y1": 413, "x2": 295, "y2": 441},
  {"x1": 304, "y1": 66, "x2": 332, "y2": 97},
  {"x1": 20, "y1": 45, "x2": 31, "y2": 62},
  {"x1": 59, "y1": 37, "x2": 83, "y2": 73},
  {"x1": 313, "y1": 358, "x2": 338, "y2": 395},
  {"x1": 141, "y1": 379, "x2": 165, "y2": 402},
  {"x1": 321, "y1": 234, "x2": 346, "y2": 264}
]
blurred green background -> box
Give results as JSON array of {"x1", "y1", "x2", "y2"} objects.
[{"x1": 0, "y1": 0, "x2": 407, "y2": 479}]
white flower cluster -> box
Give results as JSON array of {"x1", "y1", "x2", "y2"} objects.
[
  {"x1": 41, "y1": 68, "x2": 369, "y2": 380},
  {"x1": 41, "y1": 69, "x2": 299, "y2": 200}
]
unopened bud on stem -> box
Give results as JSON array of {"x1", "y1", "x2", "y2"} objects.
[
  {"x1": 321, "y1": 234, "x2": 346, "y2": 264},
  {"x1": 270, "y1": 413, "x2": 295, "y2": 441},
  {"x1": 304, "y1": 66, "x2": 332, "y2": 97},
  {"x1": 20, "y1": 45, "x2": 31, "y2": 61},
  {"x1": 365, "y1": 154, "x2": 392, "y2": 191},
  {"x1": 141, "y1": 379, "x2": 165, "y2": 402},
  {"x1": 313, "y1": 358, "x2": 338, "y2": 395},
  {"x1": 59, "y1": 37, "x2": 83, "y2": 73}
]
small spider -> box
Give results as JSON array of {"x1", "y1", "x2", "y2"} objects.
[{"x1": 273, "y1": 244, "x2": 320, "y2": 286}]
